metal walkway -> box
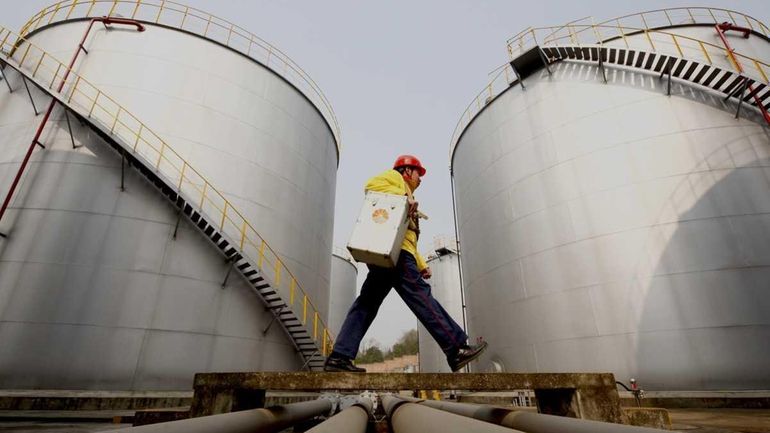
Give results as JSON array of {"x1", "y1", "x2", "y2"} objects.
[{"x1": 0, "y1": 26, "x2": 329, "y2": 370}]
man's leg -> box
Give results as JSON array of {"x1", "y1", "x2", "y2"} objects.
[
  {"x1": 330, "y1": 265, "x2": 395, "y2": 360},
  {"x1": 392, "y1": 253, "x2": 468, "y2": 358}
]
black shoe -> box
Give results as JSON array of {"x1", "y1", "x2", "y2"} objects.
[
  {"x1": 448, "y1": 341, "x2": 488, "y2": 372},
  {"x1": 324, "y1": 355, "x2": 366, "y2": 372}
]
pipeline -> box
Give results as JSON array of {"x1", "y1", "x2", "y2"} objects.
[
  {"x1": 305, "y1": 396, "x2": 373, "y2": 433},
  {"x1": 382, "y1": 394, "x2": 523, "y2": 433},
  {"x1": 400, "y1": 396, "x2": 669, "y2": 433},
  {"x1": 102, "y1": 399, "x2": 332, "y2": 433}
]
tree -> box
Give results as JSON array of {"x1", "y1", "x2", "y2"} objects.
[
  {"x1": 355, "y1": 341, "x2": 385, "y2": 364},
  {"x1": 385, "y1": 329, "x2": 419, "y2": 359}
]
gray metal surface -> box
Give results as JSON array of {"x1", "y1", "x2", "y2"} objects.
[
  {"x1": 408, "y1": 398, "x2": 668, "y2": 433},
  {"x1": 106, "y1": 399, "x2": 333, "y2": 433},
  {"x1": 0, "y1": 79, "x2": 301, "y2": 389},
  {"x1": 452, "y1": 19, "x2": 770, "y2": 390},
  {"x1": 305, "y1": 397, "x2": 372, "y2": 433},
  {"x1": 329, "y1": 249, "x2": 358, "y2": 335},
  {"x1": 382, "y1": 395, "x2": 522, "y2": 433},
  {"x1": 0, "y1": 13, "x2": 337, "y2": 390},
  {"x1": 418, "y1": 247, "x2": 464, "y2": 372},
  {"x1": 26, "y1": 20, "x2": 337, "y2": 322}
]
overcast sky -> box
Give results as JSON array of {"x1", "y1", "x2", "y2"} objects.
[{"x1": 6, "y1": 1, "x2": 768, "y2": 349}]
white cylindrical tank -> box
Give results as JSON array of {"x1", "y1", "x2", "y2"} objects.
[
  {"x1": 0, "y1": 2, "x2": 338, "y2": 390},
  {"x1": 418, "y1": 238, "x2": 464, "y2": 373},
  {"x1": 453, "y1": 9, "x2": 770, "y2": 390},
  {"x1": 328, "y1": 248, "x2": 358, "y2": 335},
  {"x1": 23, "y1": 12, "x2": 338, "y2": 321}
]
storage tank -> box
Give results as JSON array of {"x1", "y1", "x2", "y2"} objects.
[
  {"x1": 417, "y1": 237, "x2": 464, "y2": 373},
  {"x1": 0, "y1": 1, "x2": 338, "y2": 389},
  {"x1": 328, "y1": 247, "x2": 358, "y2": 335},
  {"x1": 452, "y1": 8, "x2": 770, "y2": 389}
]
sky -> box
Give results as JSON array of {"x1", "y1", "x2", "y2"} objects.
[{"x1": 6, "y1": 0, "x2": 769, "y2": 349}]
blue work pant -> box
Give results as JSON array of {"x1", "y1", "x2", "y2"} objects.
[{"x1": 332, "y1": 252, "x2": 468, "y2": 360}]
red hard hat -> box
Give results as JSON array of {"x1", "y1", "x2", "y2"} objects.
[{"x1": 393, "y1": 154, "x2": 426, "y2": 176}]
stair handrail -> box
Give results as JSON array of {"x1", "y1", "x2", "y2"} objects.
[
  {"x1": 0, "y1": 25, "x2": 334, "y2": 357},
  {"x1": 507, "y1": 7, "x2": 769, "y2": 58},
  {"x1": 451, "y1": 12, "x2": 770, "y2": 158},
  {"x1": 19, "y1": 0, "x2": 341, "y2": 152},
  {"x1": 518, "y1": 24, "x2": 770, "y2": 83}
]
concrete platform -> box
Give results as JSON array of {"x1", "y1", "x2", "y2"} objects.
[{"x1": 191, "y1": 372, "x2": 625, "y2": 423}]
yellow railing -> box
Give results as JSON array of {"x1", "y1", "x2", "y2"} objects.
[
  {"x1": 450, "y1": 7, "x2": 770, "y2": 157},
  {"x1": 507, "y1": 7, "x2": 769, "y2": 59},
  {"x1": 533, "y1": 24, "x2": 770, "y2": 83},
  {"x1": 19, "y1": 0, "x2": 341, "y2": 152},
  {"x1": 0, "y1": 25, "x2": 335, "y2": 358}
]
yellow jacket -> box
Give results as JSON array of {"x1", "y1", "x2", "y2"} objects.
[{"x1": 364, "y1": 169, "x2": 428, "y2": 271}]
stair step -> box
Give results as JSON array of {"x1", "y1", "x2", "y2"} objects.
[{"x1": 546, "y1": 44, "x2": 770, "y2": 112}]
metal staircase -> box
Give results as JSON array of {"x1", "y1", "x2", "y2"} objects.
[
  {"x1": 0, "y1": 27, "x2": 331, "y2": 371},
  {"x1": 450, "y1": 7, "x2": 770, "y2": 155},
  {"x1": 540, "y1": 45, "x2": 770, "y2": 117}
]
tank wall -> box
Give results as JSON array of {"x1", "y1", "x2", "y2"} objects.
[
  {"x1": 0, "y1": 80, "x2": 300, "y2": 390},
  {"x1": 26, "y1": 21, "x2": 337, "y2": 320},
  {"x1": 418, "y1": 251, "x2": 464, "y2": 373},
  {"x1": 328, "y1": 252, "x2": 358, "y2": 335},
  {"x1": 452, "y1": 57, "x2": 770, "y2": 389}
]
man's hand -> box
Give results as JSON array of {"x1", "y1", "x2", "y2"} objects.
[
  {"x1": 407, "y1": 196, "x2": 419, "y2": 216},
  {"x1": 421, "y1": 267, "x2": 432, "y2": 279}
]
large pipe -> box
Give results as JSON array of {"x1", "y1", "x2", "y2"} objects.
[
  {"x1": 382, "y1": 395, "x2": 523, "y2": 433},
  {"x1": 102, "y1": 399, "x2": 332, "y2": 433},
  {"x1": 305, "y1": 397, "x2": 373, "y2": 433},
  {"x1": 405, "y1": 397, "x2": 668, "y2": 433}
]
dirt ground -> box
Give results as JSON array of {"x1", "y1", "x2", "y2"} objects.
[{"x1": 669, "y1": 409, "x2": 770, "y2": 433}]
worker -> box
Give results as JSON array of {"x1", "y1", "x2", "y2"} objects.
[{"x1": 325, "y1": 155, "x2": 487, "y2": 372}]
